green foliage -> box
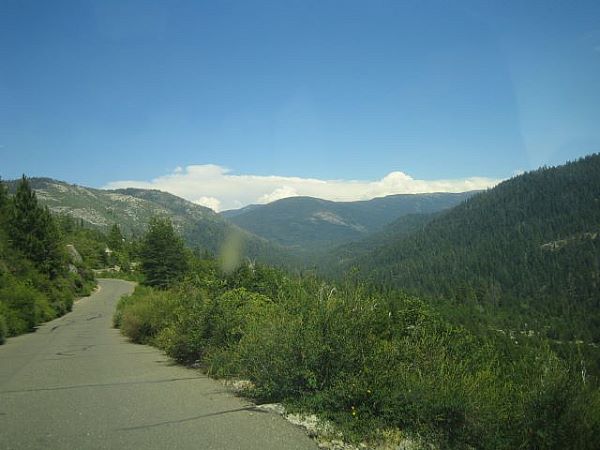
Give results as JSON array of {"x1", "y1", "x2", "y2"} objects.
[
  {"x1": 9, "y1": 176, "x2": 66, "y2": 278},
  {"x1": 7, "y1": 177, "x2": 296, "y2": 267},
  {"x1": 0, "y1": 176, "x2": 100, "y2": 342},
  {"x1": 109, "y1": 155, "x2": 600, "y2": 448},
  {"x1": 154, "y1": 284, "x2": 210, "y2": 363},
  {"x1": 140, "y1": 217, "x2": 189, "y2": 289},
  {"x1": 225, "y1": 193, "x2": 473, "y2": 252},
  {"x1": 315, "y1": 212, "x2": 437, "y2": 273},
  {"x1": 117, "y1": 287, "x2": 177, "y2": 344},
  {"x1": 57, "y1": 216, "x2": 139, "y2": 278},
  {"x1": 0, "y1": 178, "x2": 9, "y2": 221},
  {"x1": 204, "y1": 288, "x2": 272, "y2": 348},
  {"x1": 114, "y1": 256, "x2": 600, "y2": 449},
  {"x1": 58, "y1": 218, "x2": 109, "y2": 269},
  {"x1": 0, "y1": 277, "x2": 54, "y2": 334},
  {"x1": 342, "y1": 154, "x2": 600, "y2": 343},
  {"x1": 107, "y1": 223, "x2": 124, "y2": 252},
  {"x1": 0, "y1": 311, "x2": 6, "y2": 345}
]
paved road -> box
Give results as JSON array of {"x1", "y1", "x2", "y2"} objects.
[{"x1": 0, "y1": 279, "x2": 317, "y2": 450}]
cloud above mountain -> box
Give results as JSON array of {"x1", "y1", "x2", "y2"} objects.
[{"x1": 104, "y1": 164, "x2": 501, "y2": 212}]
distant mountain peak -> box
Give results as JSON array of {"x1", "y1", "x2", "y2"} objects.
[{"x1": 222, "y1": 191, "x2": 476, "y2": 250}]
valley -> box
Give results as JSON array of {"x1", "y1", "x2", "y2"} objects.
[
  {"x1": 2, "y1": 154, "x2": 600, "y2": 449},
  {"x1": 221, "y1": 192, "x2": 474, "y2": 250}
]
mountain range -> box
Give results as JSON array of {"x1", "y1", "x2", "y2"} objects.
[
  {"x1": 5, "y1": 178, "x2": 290, "y2": 265},
  {"x1": 8, "y1": 178, "x2": 474, "y2": 267},
  {"x1": 5, "y1": 154, "x2": 600, "y2": 342},
  {"x1": 221, "y1": 192, "x2": 475, "y2": 250}
]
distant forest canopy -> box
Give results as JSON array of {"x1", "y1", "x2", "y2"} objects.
[
  {"x1": 222, "y1": 192, "x2": 476, "y2": 251},
  {"x1": 115, "y1": 199, "x2": 600, "y2": 450},
  {"x1": 342, "y1": 154, "x2": 600, "y2": 342},
  {"x1": 4, "y1": 177, "x2": 479, "y2": 272},
  {"x1": 3, "y1": 153, "x2": 600, "y2": 347},
  {"x1": 2, "y1": 157, "x2": 600, "y2": 447}
]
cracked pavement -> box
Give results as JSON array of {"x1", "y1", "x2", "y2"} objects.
[{"x1": 0, "y1": 279, "x2": 317, "y2": 450}]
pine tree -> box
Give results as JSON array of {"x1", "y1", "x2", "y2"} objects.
[
  {"x1": 0, "y1": 178, "x2": 7, "y2": 209},
  {"x1": 10, "y1": 175, "x2": 64, "y2": 278},
  {"x1": 140, "y1": 217, "x2": 188, "y2": 288},
  {"x1": 0, "y1": 178, "x2": 9, "y2": 259},
  {"x1": 0, "y1": 178, "x2": 9, "y2": 229},
  {"x1": 37, "y1": 206, "x2": 64, "y2": 278},
  {"x1": 10, "y1": 175, "x2": 43, "y2": 260},
  {"x1": 107, "y1": 223, "x2": 124, "y2": 252}
]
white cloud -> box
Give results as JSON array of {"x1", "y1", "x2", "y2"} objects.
[
  {"x1": 258, "y1": 186, "x2": 299, "y2": 204},
  {"x1": 194, "y1": 196, "x2": 221, "y2": 211},
  {"x1": 104, "y1": 164, "x2": 502, "y2": 212}
]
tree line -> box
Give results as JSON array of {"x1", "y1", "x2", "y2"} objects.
[{"x1": 0, "y1": 176, "x2": 95, "y2": 342}]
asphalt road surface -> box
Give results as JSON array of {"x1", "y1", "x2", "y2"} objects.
[{"x1": 0, "y1": 279, "x2": 317, "y2": 450}]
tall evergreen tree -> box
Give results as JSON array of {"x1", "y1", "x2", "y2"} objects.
[
  {"x1": 107, "y1": 223, "x2": 124, "y2": 252},
  {"x1": 0, "y1": 178, "x2": 9, "y2": 230},
  {"x1": 37, "y1": 206, "x2": 64, "y2": 278},
  {"x1": 10, "y1": 175, "x2": 64, "y2": 278},
  {"x1": 140, "y1": 217, "x2": 188, "y2": 288},
  {"x1": 0, "y1": 178, "x2": 7, "y2": 209},
  {"x1": 10, "y1": 175, "x2": 43, "y2": 259}
]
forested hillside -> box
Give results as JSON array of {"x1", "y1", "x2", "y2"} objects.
[
  {"x1": 114, "y1": 215, "x2": 600, "y2": 449},
  {"x1": 315, "y1": 212, "x2": 437, "y2": 272},
  {"x1": 6, "y1": 178, "x2": 295, "y2": 267},
  {"x1": 222, "y1": 192, "x2": 474, "y2": 250},
  {"x1": 350, "y1": 154, "x2": 600, "y2": 341},
  {"x1": 0, "y1": 177, "x2": 96, "y2": 343}
]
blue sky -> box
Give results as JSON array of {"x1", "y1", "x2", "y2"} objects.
[{"x1": 1, "y1": 0, "x2": 599, "y2": 209}]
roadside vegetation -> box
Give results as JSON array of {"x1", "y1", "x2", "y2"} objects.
[
  {"x1": 0, "y1": 176, "x2": 138, "y2": 342},
  {"x1": 4, "y1": 157, "x2": 599, "y2": 448},
  {"x1": 115, "y1": 218, "x2": 600, "y2": 449},
  {"x1": 0, "y1": 177, "x2": 95, "y2": 341}
]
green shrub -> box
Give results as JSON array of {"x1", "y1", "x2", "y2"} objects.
[
  {"x1": 204, "y1": 288, "x2": 272, "y2": 347},
  {"x1": 118, "y1": 288, "x2": 177, "y2": 344},
  {"x1": 0, "y1": 311, "x2": 7, "y2": 344},
  {"x1": 236, "y1": 303, "x2": 314, "y2": 399},
  {"x1": 516, "y1": 356, "x2": 600, "y2": 450},
  {"x1": 156, "y1": 286, "x2": 274, "y2": 371},
  {"x1": 0, "y1": 282, "x2": 53, "y2": 334},
  {"x1": 46, "y1": 280, "x2": 74, "y2": 315},
  {"x1": 228, "y1": 280, "x2": 600, "y2": 448},
  {"x1": 111, "y1": 263, "x2": 600, "y2": 449},
  {"x1": 155, "y1": 288, "x2": 209, "y2": 363}
]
